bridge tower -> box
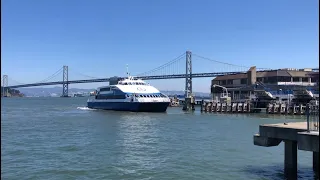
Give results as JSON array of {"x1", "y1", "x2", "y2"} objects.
[
  {"x1": 61, "y1": 65, "x2": 69, "y2": 97},
  {"x1": 2, "y1": 75, "x2": 8, "y2": 97},
  {"x1": 183, "y1": 51, "x2": 195, "y2": 111},
  {"x1": 185, "y1": 50, "x2": 192, "y2": 97}
]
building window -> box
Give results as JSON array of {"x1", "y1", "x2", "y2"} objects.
[
  {"x1": 212, "y1": 80, "x2": 219, "y2": 85},
  {"x1": 311, "y1": 78, "x2": 318, "y2": 83},
  {"x1": 266, "y1": 77, "x2": 277, "y2": 83},
  {"x1": 277, "y1": 76, "x2": 291, "y2": 82},
  {"x1": 221, "y1": 80, "x2": 226, "y2": 85},
  {"x1": 227, "y1": 80, "x2": 233, "y2": 85},
  {"x1": 240, "y1": 79, "x2": 247, "y2": 84},
  {"x1": 302, "y1": 77, "x2": 309, "y2": 82},
  {"x1": 257, "y1": 77, "x2": 263, "y2": 82},
  {"x1": 293, "y1": 77, "x2": 300, "y2": 82}
]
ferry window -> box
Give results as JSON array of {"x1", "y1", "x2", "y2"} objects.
[
  {"x1": 100, "y1": 87, "x2": 110, "y2": 91},
  {"x1": 124, "y1": 82, "x2": 128, "y2": 85}
]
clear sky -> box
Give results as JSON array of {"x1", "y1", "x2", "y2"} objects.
[{"x1": 1, "y1": 0, "x2": 319, "y2": 92}]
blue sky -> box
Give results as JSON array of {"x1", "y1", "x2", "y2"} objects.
[{"x1": 1, "y1": 0, "x2": 319, "y2": 92}]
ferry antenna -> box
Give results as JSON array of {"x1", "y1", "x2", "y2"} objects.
[{"x1": 126, "y1": 64, "x2": 130, "y2": 77}]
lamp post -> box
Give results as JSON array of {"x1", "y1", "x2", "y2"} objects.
[{"x1": 212, "y1": 84, "x2": 228, "y2": 97}]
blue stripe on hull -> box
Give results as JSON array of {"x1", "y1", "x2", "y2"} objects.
[{"x1": 87, "y1": 101, "x2": 170, "y2": 112}]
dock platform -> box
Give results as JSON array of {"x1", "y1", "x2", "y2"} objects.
[{"x1": 254, "y1": 122, "x2": 319, "y2": 179}]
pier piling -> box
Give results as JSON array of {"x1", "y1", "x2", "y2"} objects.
[
  {"x1": 284, "y1": 140, "x2": 298, "y2": 179},
  {"x1": 314, "y1": 152, "x2": 319, "y2": 175}
]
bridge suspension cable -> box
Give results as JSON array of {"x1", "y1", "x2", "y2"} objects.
[
  {"x1": 193, "y1": 54, "x2": 271, "y2": 70},
  {"x1": 68, "y1": 68, "x2": 103, "y2": 79},
  {"x1": 35, "y1": 67, "x2": 64, "y2": 83},
  {"x1": 7, "y1": 77, "x2": 25, "y2": 86},
  {"x1": 193, "y1": 54, "x2": 251, "y2": 69},
  {"x1": 136, "y1": 52, "x2": 186, "y2": 76}
]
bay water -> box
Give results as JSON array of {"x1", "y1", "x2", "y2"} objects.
[{"x1": 1, "y1": 97, "x2": 316, "y2": 179}]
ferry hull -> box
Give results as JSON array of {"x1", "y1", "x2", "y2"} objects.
[{"x1": 87, "y1": 101, "x2": 170, "y2": 112}]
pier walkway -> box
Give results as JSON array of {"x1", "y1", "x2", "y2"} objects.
[{"x1": 254, "y1": 122, "x2": 319, "y2": 179}]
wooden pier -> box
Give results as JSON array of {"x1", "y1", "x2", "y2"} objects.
[
  {"x1": 199, "y1": 100, "x2": 315, "y2": 115},
  {"x1": 200, "y1": 101, "x2": 253, "y2": 113},
  {"x1": 266, "y1": 102, "x2": 307, "y2": 115}
]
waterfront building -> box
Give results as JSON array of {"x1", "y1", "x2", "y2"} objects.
[{"x1": 211, "y1": 67, "x2": 319, "y2": 104}]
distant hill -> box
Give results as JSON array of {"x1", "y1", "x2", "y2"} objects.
[
  {"x1": 17, "y1": 86, "x2": 210, "y2": 97},
  {"x1": 17, "y1": 87, "x2": 95, "y2": 97}
]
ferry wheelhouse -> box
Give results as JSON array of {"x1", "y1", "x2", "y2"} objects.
[{"x1": 87, "y1": 76, "x2": 170, "y2": 112}]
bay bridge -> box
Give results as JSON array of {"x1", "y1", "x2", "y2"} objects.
[{"x1": 2, "y1": 51, "x2": 318, "y2": 98}]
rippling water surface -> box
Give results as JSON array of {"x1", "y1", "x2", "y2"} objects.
[{"x1": 1, "y1": 97, "x2": 317, "y2": 179}]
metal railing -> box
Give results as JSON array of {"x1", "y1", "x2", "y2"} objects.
[{"x1": 306, "y1": 103, "x2": 319, "y2": 132}]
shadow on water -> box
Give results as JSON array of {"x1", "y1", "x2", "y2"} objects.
[{"x1": 243, "y1": 164, "x2": 319, "y2": 180}]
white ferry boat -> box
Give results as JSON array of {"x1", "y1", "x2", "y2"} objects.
[{"x1": 87, "y1": 76, "x2": 171, "y2": 112}]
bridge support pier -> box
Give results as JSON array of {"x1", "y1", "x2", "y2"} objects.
[
  {"x1": 2, "y1": 75, "x2": 8, "y2": 97},
  {"x1": 183, "y1": 51, "x2": 195, "y2": 111},
  {"x1": 61, "y1": 66, "x2": 70, "y2": 97},
  {"x1": 183, "y1": 97, "x2": 195, "y2": 111}
]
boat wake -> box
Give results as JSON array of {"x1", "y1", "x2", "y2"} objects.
[{"x1": 77, "y1": 107, "x2": 96, "y2": 111}]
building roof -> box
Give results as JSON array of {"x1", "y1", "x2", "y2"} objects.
[
  {"x1": 213, "y1": 73, "x2": 247, "y2": 81},
  {"x1": 213, "y1": 69, "x2": 313, "y2": 81},
  {"x1": 287, "y1": 71, "x2": 309, "y2": 77}
]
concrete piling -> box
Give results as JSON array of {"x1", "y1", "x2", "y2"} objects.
[
  {"x1": 313, "y1": 151, "x2": 319, "y2": 176},
  {"x1": 284, "y1": 140, "x2": 298, "y2": 179}
]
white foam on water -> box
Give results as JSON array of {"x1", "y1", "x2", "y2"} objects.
[{"x1": 77, "y1": 107, "x2": 96, "y2": 111}]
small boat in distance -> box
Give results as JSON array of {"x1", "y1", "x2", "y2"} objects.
[{"x1": 87, "y1": 67, "x2": 170, "y2": 112}]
